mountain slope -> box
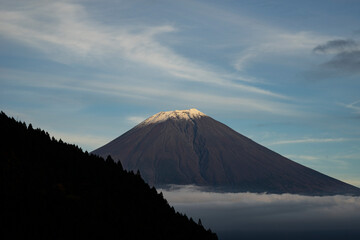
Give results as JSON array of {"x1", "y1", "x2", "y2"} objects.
[
  {"x1": 0, "y1": 111, "x2": 217, "y2": 240},
  {"x1": 93, "y1": 109, "x2": 360, "y2": 195}
]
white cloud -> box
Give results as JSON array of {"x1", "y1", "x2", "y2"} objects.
[
  {"x1": 0, "y1": 0, "x2": 287, "y2": 100},
  {"x1": 0, "y1": 68, "x2": 304, "y2": 117},
  {"x1": 269, "y1": 138, "x2": 356, "y2": 145},
  {"x1": 234, "y1": 31, "x2": 333, "y2": 71},
  {"x1": 233, "y1": 51, "x2": 258, "y2": 71},
  {"x1": 158, "y1": 185, "x2": 360, "y2": 235},
  {"x1": 159, "y1": 185, "x2": 360, "y2": 205},
  {"x1": 189, "y1": 2, "x2": 334, "y2": 71},
  {"x1": 286, "y1": 153, "x2": 360, "y2": 163}
]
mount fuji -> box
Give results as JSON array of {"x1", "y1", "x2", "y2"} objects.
[{"x1": 93, "y1": 109, "x2": 360, "y2": 195}]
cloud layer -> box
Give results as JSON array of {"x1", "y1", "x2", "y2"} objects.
[{"x1": 159, "y1": 185, "x2": 360, "y2": 239}]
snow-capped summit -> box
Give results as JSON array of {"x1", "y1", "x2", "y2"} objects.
[
  {"x1": 93, "y1": 109, "x2": 360, "y2": 195},
  {"x1": 140, "y1": 108, "x2": 206, "y2": 126}
]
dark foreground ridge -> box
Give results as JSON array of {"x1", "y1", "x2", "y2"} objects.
[
  {"x1": 93, "y1": 109, "x2": 360, "y2": 196},
  {"x1": 0, "y1": 111, "x2": 217, "y2": 240}
]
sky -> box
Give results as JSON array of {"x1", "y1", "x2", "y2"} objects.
[{"x1": 0, "y1": 0, "x2": 360, "y2": 187}]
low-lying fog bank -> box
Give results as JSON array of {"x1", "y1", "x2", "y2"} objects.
[{"x1": 159, "y1": 185, "x2": 360, "y2": 240}]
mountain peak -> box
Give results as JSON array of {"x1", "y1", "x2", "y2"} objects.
[
  {"x1": 93, "y1": 109, "x2": 360, "y2": 195},
  {"x1": 140, "y1": 108, "x2": 206, "y2": 126}
]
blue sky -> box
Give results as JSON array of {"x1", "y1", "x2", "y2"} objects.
[{"x1": 1, "y1": 0, "x2": 360, "y2": 187}]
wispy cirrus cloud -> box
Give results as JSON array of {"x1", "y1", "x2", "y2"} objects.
[
  {"x1": 234, "y1": 31, "x2": 331, "y2": 71},
  {"x1": 0, "y1": 65, "x2": 303, "y2": 118},
  {"x1": 0, "y1": 0, "x2": 286, "y2": 100},
  {"x1": 284, "y1": 154, "x2": 351, "y2": 171},
  {"x1": 186, "y1": 0, "x2": 332, "y2": 73},
  {"x1": 345, "y1": 100, "x2": 360, "y2": 114},
  {"x1": 337, "y1": 100, "x2": 360, "y2": 118},
  {"x1": 269, "y1": 137, "x2": 357, "y2": 145}
]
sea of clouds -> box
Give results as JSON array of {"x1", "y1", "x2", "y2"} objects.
[{"x1": 159, "y1": 185, "x2": 360, "y2": 240}]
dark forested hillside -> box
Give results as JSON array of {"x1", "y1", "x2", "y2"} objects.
[{"x1": 0, "y1": 112, "x2": 217, "y2": 240}]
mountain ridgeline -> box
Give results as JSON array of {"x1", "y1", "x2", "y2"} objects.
[
  {"x1": 0, "y1": 112, "x2": 217, "y2": 240},
  {"x1": 93, "y1": 109, "x2": 360, "y2": 196}
]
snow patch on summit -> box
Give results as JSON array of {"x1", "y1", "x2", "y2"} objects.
[{"x1": 140, "y1": 108, "x2": 206, "y2": 126}]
